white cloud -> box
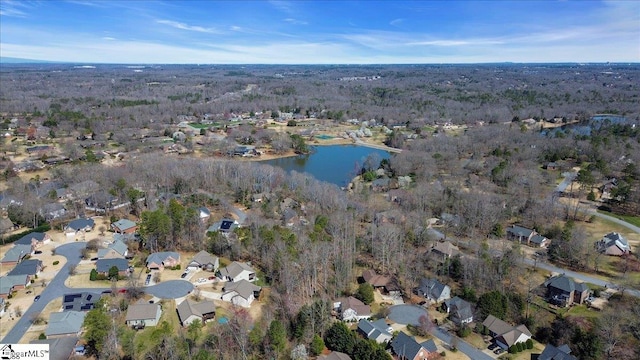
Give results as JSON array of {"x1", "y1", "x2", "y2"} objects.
[
  {"x1": 156, "y1": 19, "x2": 221, "y2": 34},
  {"x1": 102, "y1": 37, "x2": 116, "y2": 41},
  {"x1": 0, "y1": 0, "x2": 31, "y2": 17},
  {"x1": 389, "y1": 18, "x2": 404, "y2": 26},
  {"x1": 284, "y1": 18, "x2": 308, "y2": 25}
]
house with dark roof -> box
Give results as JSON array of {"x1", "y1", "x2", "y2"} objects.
[
  {"x1": 428, "y1": 240, "x2": 461, "y2": 263},
  {"x1": 416, "y1": 278, "x2": 451, "y2": 303},
  {"x1": 333, "y1": 296, "x2": 371, "y2": 322},
  {"x1": 187, "y1": 250, "x2": 219, "y2": 272},
  {"x1": 544, "y1": 275, "x2": 589, "y2": 307},
  {"x1": 176, "y1": 298, "x2": 216, "y2": 326},
  {"x1": 221, "y1": 279, "x2": 262, "y2": 307},
  {"x1": 537, "y1": 344, "x2": 577, "y2": 360},
  {"x1": 595, "y1": 232, "x2": 631, "y2": 256},
  {"x1": 111, "y1": 219, "x2": 137, "y2": 234},
  {"x1": 146, "y1": 252, "x2": 180, "y2": 271},
  {"x1": 14, "y1": 232, "x2": 50, "y2": 250},
  {"x1": 482, "y1": 315, "x2": 532, "y2": 350},
  {"x1": 8, "y1": 259, "x2": 42, "y2": 276},
  {"x1": 96, "y1": 258, "x2": 129, "y2": 276},
  {"x1": 62, "y1": 292, "x2": 101, "y2": 311},
  {"x1": 390, "y1": 331, "x2": 438, "y2": 360},
  {"x1": 318, "y1": 352, "x2": 352, "y2": 360},
  {"x1": 1, "y1": 244, "x2": 32, "y2": 267},
  {"x1": 207, "y1": 219, "x2": 238, "y2": 235},
  {"x1": 507, "y1": 225, "x2": 549, "y2": 248},
  {"x1": 357, "y1": 319, "x2": 393, "y2": 343},
  {"x1": 64, "y1": 218, "x2": 95, "y2": 237},
  {"x1": 361, "y1": 269, "x2": 402, "y2": 295},
  {"x1": 30, "y1": 336, "x2": 80, "y2": 360},
  {"x1": 217, "y1": 261, "x2": 256, "y2": 282},
  {"x1": 125, "y1": 302, "x2": 162, "y2": 328},
  {"x1": 97, "y1": 240, "x2": 128, "y2": 259},
  {"x1": 45, "y1": 311, "x2": 86, "y2": 337},
  {"x1": 443, "y1": 296, "x2": 474, "y2": 325}
]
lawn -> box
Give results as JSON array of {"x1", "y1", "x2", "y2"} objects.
[
  {"x1": 598, "y1": 210, "x2": 640, "y2": 228},
  {"x1": 566, "y1": 304, "x2": 600, "y2": 320},
  {"x1": 133, "y1": 300, "x2": 182, "y2": 356},
  {"x1": 188, "y1": 123, "x2": 211, "y2": 129}
]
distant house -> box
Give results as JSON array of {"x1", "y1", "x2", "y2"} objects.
[
  {"x1": 545, "y1": 162, "x2": 559, "y2": 170},
  {"x1": 14, "y1": 232, "x2": 51, "y2": 250},
  {"x1": 283, "y1": 208, "x2": 300, "y2": 227},
  {"x1": 1, "y1": 244, "x2": 32, "y2": 267},
  {"x1": 97, "y1": 240, "x2": 128, "y2": 259},
  {"x1": 390, "y1": 331, "x2": 438, "y2": 360},
  {"x1": 595, "y1": 232, "x2": 631, "y2": 256},
  {"x1": 537, "y1": 344, "x2": 577, "y2": 360},
  {"x1": 198, "y1": 207, "x2": 211, "y2": 223},
  {"x1": 96, "y1": 258, "x2": 129, "y2": 276},
  {"x1": 544, "y1": 275, "x2": 589, "y2": 307},
  {"x1": 8, "y1": 259, "x2": 43, "y2": 276},
  {"x1": 362, "y1": 269, "x2": 401, "y2": 295},
  {"x1": 187, "y1": 250, "x2": 219, "y2": 272},
  {"x1": 506, "y1": 225, "x2": 548, "y2": 248},
  {"x1": 45, "y1": 311, "x2": 86, "y2": 338},
  {"x1": 64, "y1": 218, "x2": 95, "y2": 237},
  {"x1": 443, "y1": 296, "x2": 474, "y2": 325},
  {"x1": 371, "y1": 177, "x2": 391, "y2": 192},
  {"x1": 146, "y1": 252, "x2": 180, "y2": 271},
  {"x1": 0, "y1": 218, "x2": 15, "y2": 234},
  {"x1": 0, "y1": 274, "x2": 31, "y2": 299},
  {"x1": 40, "y1": 203, "x2": 67, "y2": 221},
  {"x1": 482, "y1": 315, "x2": 532, "y2": 350},
  {"x1": 428, "y1": 240, "x2": 461, "y2": 263},
  {"x1": 357, "y1": 319, "x2": 393, "y2": 343},
  {"x1": 62, "y1": 292, "x2": 101, "y2": 311},
  {"x1": 207, "y1": 219, "x2": 238, "y2": 235},
  {"x1": 176, "y1": 298, "x2": 216, "y2": 326},
  {"x1": 221, "y1": 279, "x2": 262, "y2": 307},
  {"x1": 125, "y1": 302, "x2": 162, "y2": 328},
  {"x1": 374, "y1": 210, "x2": 406, "y2": 225},
  {"x1": 217, "y1": 261, "x2": 256, "y2": 282},
  {"x1": 318, "y1": 352, "x2": 352, "y2": 360},
  {"x1": 111, "y1": 219, "x2": 137, "y2": 234},
  {"x1": 333, "y1": 296, "x2": 371, "y2": 322},
  {"x1": 416, "y1": 278, "x2": 451, "y2": 303}
]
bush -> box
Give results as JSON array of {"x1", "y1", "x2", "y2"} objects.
[
  {"x1": 508, "y1": 345, "x2": 516, "y2": 354},
  {"x1": 38, "y1": 333, "x2": 46, "y2": 340},
  {"x1": 457, "y1": 326, "x2": 472, "y2": 338},
  {"x1": 96, "y1": 274, "x2": 107, "y2": 281},
  {"x1": 526, "y1": 339, "x2": 534, "y2": 350},
  {"x1": 593, "y1": 288, "x2": 601, "y2": 297},
  {"x1": 52, "y1": 261, "x2": 59, "y2": 265},
  {"x1": 440, "y1": 351, "x2": 446, "y2": 357},
  {"x1": 89, "y1": 269, "x2": 98, "y2": 281},
  {"x1": 30, "y1": 279, "x2": 35, "y2": 284},
  {"x1": 516, "y1": 342, "x2": 523, "y2": 352}
]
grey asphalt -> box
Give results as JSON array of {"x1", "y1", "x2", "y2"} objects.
[
  {"x1": 387, "y1": 304, "x2": 428, "y2": 325},
  {"x1": 431, "y1": 327, "x2": 494, "y2": 360},
  {"x1": 555, "y1": 172, "x2": 577, "y2": 193},
  {"x1": 2, "y1": 242, "x2": 194, "y2": 344}
]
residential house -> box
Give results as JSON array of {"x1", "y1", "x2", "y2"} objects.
[
  {"x1": 333, "y1": 296, "x2": 371, "y2": 322},
  {"x1": 96, "y1": 258, "x2": 129, "y2": 276},
  {"x1": 217, "y1": 261, "x2": 256, "y2": 282},
  {"x1": 482, "y1": 315, "x2": 532, "y2": 350},
  {"x1": 361, "y1": 269, "x2": 402, "y2": 295},
  {"x1": 416, "y1": 278, "x2": 451, "y2": 303},
  {"x1": 595, "y1": 232, "x2": 631, "y2": 256},
  {"x1": 318, "y1": 352, "x2": 352, "y2": 360},
  {"x1": 14, "y1": 232, "x2": 51, "y2": 250},
  {"x1": 371, "y1": 177, "x2": 391, "y2": 192},
  {"x1": 0, "y1": 194, "x2": 22, "y2": 211},
  {"x1": 62, "y1": 292, "x2": 101, "y2": 311},
  {"x1": 97, "y1": 240, "x2": 128, "y2": 259},
  {"x1": 537, "y1": 344, "x2": 577, "y2": 360},
  {"x1": 187, "y1": 250, "x2": 219, "y2": 272},
  {"x1": 85, "y1": 191, "x2": 129, "y2": 213},
  {"x1": 64, "y1": 218, "x2": 95, "y2": 238},
  {"x1": 545, "y1": 162, "x2": 559, "y2": 170},
  {"x1": 0, "y1": 218, "x2": 15, "y2": 234},
  {"x1": 443, "y1": 296, "x2": 474, "y2": 325},
  {"x1": 357, "y1": 319, "x2": 393, "y2": 343},
  {"x1": 507, "y1": 225, "x2": 548, "y2": 247},
  {"x1": 374, "y1": 210, "x2": 406, "y2": 225},
  {"x1": 40, "y1": 203, "x2": 67, "y2": 221},
  {"x1": 544, "y1": 275, "x2": 589, "y2": 307},
  {"x1": 198, "y1": 207, "x2": 211, "y2": 223},
  {"x1": 207, "y1": 219, "x2": 239, "y2": 235},
  {"x1": 428, "y1": 241, "x2": 461, "y2": 263},
  {"x1": 146, "y1": 252, "x2": 180, "y2": 271},
  {"x1": 45, "y1": 311, "x2": 86, "y2": 337},
  {"x1": 0, "y1": 274, "x2": 30, "y2": 298},
  {"x1": 111, "y1": 219, "x2": 137, "y2": 234},
  {"x1": 221, "y1": 279, "x2": 262, "y2": 307},
  {"x1": 283, "y1": 208, "x2": 300, "y2": 227},
  {"x1": 30, "y1": 336, "x2": 80, "y2": 360},
  {"x1": 1, "y1": 244, "x2": 32, "y2": 267},
  {"x1": 176, "y1": 298, "x2": 216, "y2": 326},
  {"x1": 8, "y1": 259, "x2": 43, "y2": 276},
  {"x1": 390, "y1": 331, "x2": 438, "y2": 360},
  {"x1": 125, "y1": 302, "x2": 162, "y2": 328}
]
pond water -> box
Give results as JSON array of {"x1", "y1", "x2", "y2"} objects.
[
  {"x1": 542, "y1": 114, "x2": 629, "y2": 137},
  {"x1": 260, "y1": 145, "x2": 390, "y2": 187}
]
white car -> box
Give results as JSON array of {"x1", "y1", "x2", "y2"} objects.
[{"x1": 196, "y1": 278, "x2": 207, "y2": 283}]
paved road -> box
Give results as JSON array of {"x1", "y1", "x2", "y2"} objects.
[
  {"x1": 555, "y1": 171, "x2": 577, "y2": 193},
  {"x1": 430, "y1": 327, "x2": 494, "y2": 360}
]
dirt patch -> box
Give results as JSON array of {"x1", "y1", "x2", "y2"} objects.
[{"x1": 22, "y1": 297, "x2": 64, "y2": 343}]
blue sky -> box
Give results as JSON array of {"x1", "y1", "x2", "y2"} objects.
[{"x1": 1, "y1": 0, "x2": 638, "y2": 64}]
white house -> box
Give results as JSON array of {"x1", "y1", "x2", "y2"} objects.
[
  {"x1": 217, "y1": 261, "x2": 256, "y2": 282},
  {"x1": 221, "y1": 280, "x2": 261, "y2": 308},
  {"x1": 333, "y1": 296, "x2": 371, "y2": 322},
  {"x1": 125, "y1": 303, "x2": 162, "y2": 328}
]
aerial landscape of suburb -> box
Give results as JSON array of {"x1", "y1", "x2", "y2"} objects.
[{"x1": 0, "y1": 1, "x2": 639, "y2": 360}]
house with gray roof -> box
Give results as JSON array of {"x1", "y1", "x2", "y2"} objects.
[
  {"x1": 146, "y1": 252, "x2": 180, "y2": 270},
  {"x1": 111, "y1": 219, "x2": 137, "y2": 234},
  {"x1": 30, "y1": 336, "x2": 79, "y2": 360},
  {"x1": 221, "y1": 279, "x2": 262, "y2": 307},
  {"x1": 62, "y1": 292, "x2": 101, "y2": 311},
  {"x1": 176, "y1": 298, "x2": 216, "y2": 326},
  {"x1": 357, "y1": 319, "x2": 393, "y2": 343},
  {"x1": 1, "y1": 244, "x2": 32, "y2": 266},
  {"x1": 390, "y1": 331, "x2": 437, "y2": 360},
  {"x1": 537, "y1": 344, "x2": 577, "y2": 360},
  {"x1": 334, "y1": 296, "x2": 371, "y2": 322},
  {"x1": 217, "y1": 261, "x2": 256, "y2": 282},
  {"x1": 507, "y1": 225, "x2": 548, "y2": 248},
  {"x1": 318, "y1": 352, "x2": 352, "y2": 360},
  {"x1": 420, "y1": 339, "x2": 438, "y2": 355},
  {"x1": 595, "y1": 232, "x2": 631, "y2": 256},
  {"x1": 96, "y1": 258, "x2": 129, "y2": 276},
  {"x1": 482, "y1": 315, "x2": 532, "y2": 350},
  {"x1": 416, "y1": 278, "x2": 451, "y2": 303},
  {"x1": 0, "y1": 274, "x2": 30, "y2": 299},
  {"x1": 428, "y1": 240, "x2": 461, "y2": 263},
  {"x1": 187, "y1": 250, "x2": 219, "y2": 272},
  {"x1": 14, "y1": 232, "x2": 50, "y2": 250},
  {"x1": 97, "y1": 240, "x2": 128, "y2": 259},
  {"x1": 208, "y1": 218, "x2": 239, "y2": 235},
  {"x1": 0, "y1": 218, "x2": 15, "y2": 234},
  {"x1": 125, "y1": 302, "x2": 162, "y2": 328},
  {"x1": 65, "y1": 218, "x2": 95, "y2": 237},
  {"x1": 45, "y1": 311, "x2": 86, "y2": 337},
  {"x1": 40, "y1": 203, "x2": 67, "y2": 221},
  {"x1": 544, "y1": 275, "x2": 589, "y2": 306},
  {"x1": 8, "y1": 259, "x2": 42, "y2": 276},
  {"x1": 443, "y1": 296, "x2": 474, "y2": 325},
  {"x1": 198, "y1": 207, "x2": 211, "y2": 223}
]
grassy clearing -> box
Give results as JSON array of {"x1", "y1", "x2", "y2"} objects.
[
  {"x1": 598, "y1": 210, "x2": 640, "y2": 228},
  {"x1": 133, "y1": 300, "x2": 182, "y2": 356},
  {"x1": 566, "y1": 304, "x2": 600, "y2": 320}
]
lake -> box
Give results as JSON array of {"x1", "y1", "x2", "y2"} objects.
[
  {"x1": 542, "y1": 114, "x2": 629, "y2": 137},
  {"x1": 260, "y1": 145, "x2": 390, "y2": 187}
]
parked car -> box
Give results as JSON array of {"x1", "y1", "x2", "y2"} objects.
[
  {"x1": 488, "y1": 343, "x2": 498, "y2": 350},
  {"x1": 102, "y1": 290, "x2": 113, "y2": 294},
  {"x1": 34, "y1": 295, "x2": 41, "y2": 302},
  {"x1": 208, "y1": 276, "x2": 216, "y2": 281},
  {"x1": 34, "y1": 250, "x2": 42, "y2": 255},
  {"x1": 181, "y1": 272, "x2": 188, "y2": 278},
  {"x1": 494, "y1": 348, "x2": 504, "y2": 355},
  {"x1": 145, "y1": 274, "x2": 152, "y2": 285},
  {"x1": 118, "y1": 288, "x2": 127, "y2": 294}
]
